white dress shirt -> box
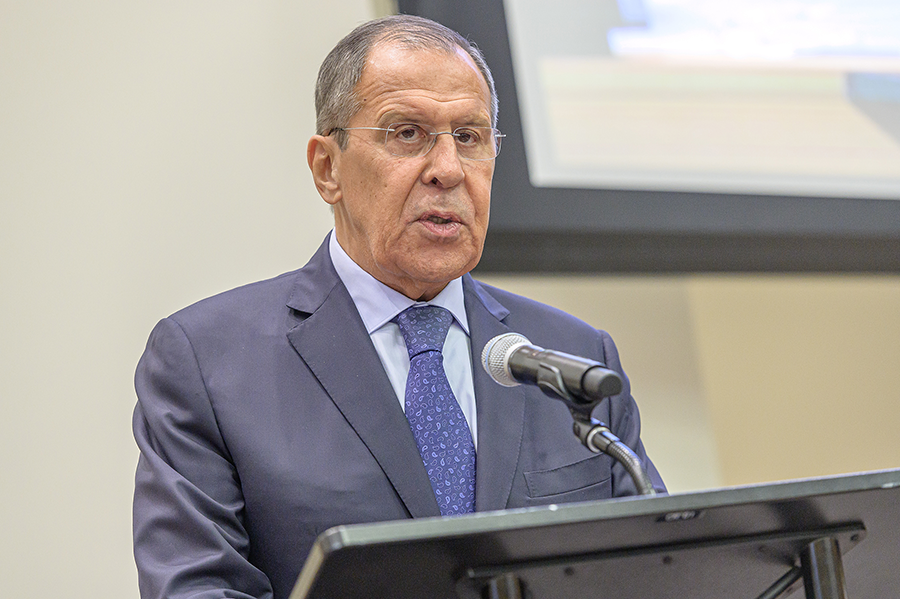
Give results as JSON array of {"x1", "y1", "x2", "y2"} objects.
[{"x1": 328, "y1": 232, "x2": 478, "y2": 448}]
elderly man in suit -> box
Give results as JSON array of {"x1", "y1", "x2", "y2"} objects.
[{"x1": 132, "y1": 14, "x2": 664, "y2": 599}]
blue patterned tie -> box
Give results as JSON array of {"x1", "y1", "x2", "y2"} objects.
[{"x1": 394, "y1": 305, "x2": 476, "y2": 515}]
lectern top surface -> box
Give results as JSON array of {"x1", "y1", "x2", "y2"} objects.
[{"x1": 291, "y1": 468, "x2": 900, "y2": 599}]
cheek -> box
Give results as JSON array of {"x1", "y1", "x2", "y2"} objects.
[
  {"x1": 380, "y1": 170, "x2": 421, "y2": 218},
  {"x1": 345, "y1": 164, "x2": 410, "y2": 231},
  {"x1": 469, "y1": 173, "x2": 493, "y2": 221},
  {"x1": 370, "y1": 185, "x2": 420, "y2": 249}
]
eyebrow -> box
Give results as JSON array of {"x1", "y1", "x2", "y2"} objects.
[
  {"x1": 376, "y1": 107, "x2": 492, "y2": 129},
  {"x1": 378, "y1": 113, "x2": 493, "y2": 129},
  {"x1": 376, "y1": 111, "x2": 413, "y2": 127}
]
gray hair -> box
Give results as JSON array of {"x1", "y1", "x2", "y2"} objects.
[{"x1": 314, "y1": 14, "x2": 499, "y2": 147}]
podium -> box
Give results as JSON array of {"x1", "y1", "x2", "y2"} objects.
[{"x1": 289, "y1": 468, "x2": 900, "y2": 599}]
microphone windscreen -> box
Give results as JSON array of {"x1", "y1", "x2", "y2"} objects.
[{"x1": 482, "y1": 333, "x2": 530, "y2": 387}]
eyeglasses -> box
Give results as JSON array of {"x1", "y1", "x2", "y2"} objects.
[{"x1": 329, "y1": 123, "x2": 504, "y2": 161}]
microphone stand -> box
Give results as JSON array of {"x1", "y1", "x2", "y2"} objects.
[
  {"x1": 570, "y1": 415, "x2": 657, "y2": 496},
  {"x1": 533, "y1": 361, "x2": 657, "y2": 497}
]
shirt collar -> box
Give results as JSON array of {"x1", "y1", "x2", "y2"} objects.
[{"x1": 328, "y1": 231, "x2": 470, "y2": 335}]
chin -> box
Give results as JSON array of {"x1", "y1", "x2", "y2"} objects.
[
  {"x1": 409, "y1": 257, "x2": 471, "y2": 284},
  {"x1": 400, "y1": 239, "x2": 482, "y2": 279}
]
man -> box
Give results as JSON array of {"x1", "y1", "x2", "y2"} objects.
[{"x1": 133, "y1": 14, "x2": 664, "y2": 599}]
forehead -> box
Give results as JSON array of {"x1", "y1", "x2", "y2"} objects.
[{"x1": 352, "y1": 42, "x2": 492, "y2": 123}]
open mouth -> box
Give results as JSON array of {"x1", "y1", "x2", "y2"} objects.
[{"x1": 418, "y1": 212, "x2": 463, "y2": 236}]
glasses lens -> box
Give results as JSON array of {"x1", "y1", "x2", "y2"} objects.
[
  {"x1": 384, "y1": 124, "x2": 431, "y2": 157},
  {"x1": 383, "y1": 124, "x2": 502, "y2": 159},
  {"x1": 454, "y1": 127, "x2": 500, "y2": 160}
]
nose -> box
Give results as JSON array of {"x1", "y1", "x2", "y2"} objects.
[{"x1": 422, "y1": 132, "x2": 464, "y2": 188}]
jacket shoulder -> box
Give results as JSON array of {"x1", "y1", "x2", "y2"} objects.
[
  {"x1": 472, "y1": 279, "x2": 604, "y2": 336},
  {"x1": 154, "y1": 268, "x2": 320, "y2": 347}
]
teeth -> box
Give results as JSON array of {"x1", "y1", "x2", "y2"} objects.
[{"x1": 428, "y1": 216, "x2": 451, "y2": 224}]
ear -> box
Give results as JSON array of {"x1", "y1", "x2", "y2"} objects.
[{"x1": 307, "y1": 134, "x2": 342, "y2": 205}]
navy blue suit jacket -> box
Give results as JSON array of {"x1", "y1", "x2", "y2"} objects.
[{"x1": 133, "y1": 237, "x2": 664, "y2": 599}]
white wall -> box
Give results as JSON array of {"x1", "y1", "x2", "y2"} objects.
[
  {"x1": 1, "y1": 2, "x2": 374, "y2": 596},
  {"x1": 2, "y1": 2, "x2": 898, "y2": 597}
]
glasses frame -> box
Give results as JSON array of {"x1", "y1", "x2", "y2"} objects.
[{"x1": 329, "y1": 123, "x2": 505, "y2": 161}]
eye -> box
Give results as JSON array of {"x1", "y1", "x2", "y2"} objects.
[
  {"x1": 454, "y1": 128, "x2": 481, "y2": 146},
  {"x1": 392, "y1": 124, "x2": 427, "y2": 144}
]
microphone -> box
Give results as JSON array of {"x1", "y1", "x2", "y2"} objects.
[
  {"x1": 482, "y1": 332, "x2": 657, "y2": 496},
  {"x1": 481, "y1": 333, "x2": 623, "y2": 405}
]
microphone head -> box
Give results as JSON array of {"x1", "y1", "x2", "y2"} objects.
[{"x1": 482, "y1": 333, "x2": 531, "y2": 387}]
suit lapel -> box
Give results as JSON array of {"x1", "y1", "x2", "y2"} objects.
[
  {"x1": 284, "y1": 239, "x2": 440, "y2": 518},
  {"x1": 463, "y1": 276, "x2": 527, "y2": 512}
]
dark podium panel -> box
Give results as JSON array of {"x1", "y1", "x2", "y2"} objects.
[{"x1": 290, "y1": 469, "x2": 900, "y2": 599}]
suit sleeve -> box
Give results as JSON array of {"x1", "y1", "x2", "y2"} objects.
[
  {"x1": 595, "y1": 330, "x2": 667, "y2": 497},
  {"x1": 132, "y1": 317, "x2": 274, "y2": 599}
]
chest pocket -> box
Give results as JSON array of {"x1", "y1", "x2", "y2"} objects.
[{"x1": 524, "y1": 452, "x2": 612, "y2": 500}]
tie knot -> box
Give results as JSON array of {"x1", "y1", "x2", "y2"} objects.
[{"x1": 394, "y1": 305, "x2": 453, "y2": 357}]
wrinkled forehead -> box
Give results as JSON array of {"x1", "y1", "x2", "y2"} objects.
[
  {"x1": 357, "y1": 42, "x2": 492, "y2": 112},
  {"x1": 354, "y1": 43, "x2": 490, "y2": 102}
]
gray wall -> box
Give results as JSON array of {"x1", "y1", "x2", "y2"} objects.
[{"x1": 1, "y1": 2, "x2": 898, "y2": 597}]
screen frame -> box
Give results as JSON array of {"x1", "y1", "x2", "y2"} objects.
[{"x1": 398, "y1": 0, "x2": 900, "y2": 273}]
